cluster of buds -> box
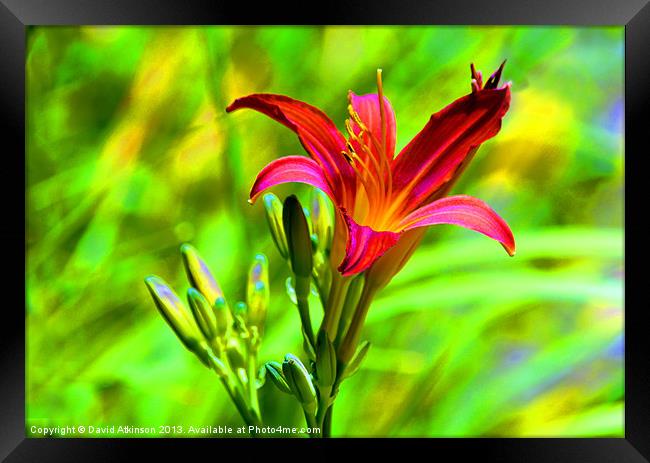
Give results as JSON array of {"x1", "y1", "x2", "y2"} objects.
[
  {"x1": 144, "y1": 244, "x2": 268, "y2": 428},
  {"x1": 261, "y1": 190, "x2": 371, "y2": 431}
]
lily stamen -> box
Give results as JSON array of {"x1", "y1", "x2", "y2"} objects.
[{"x1": 345, "y1": 118, "x2": 388, "y2": 212}]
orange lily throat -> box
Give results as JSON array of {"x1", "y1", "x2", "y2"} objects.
[{"x1": 340, "y1": 69, "x2": 398, "y2": 232}]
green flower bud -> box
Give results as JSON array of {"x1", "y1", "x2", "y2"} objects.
[
  {"x1": 282, "y1": 354, "x2": 317, "y2": 406},
  {"x1": 282, "y1": 195, "x2": 313, "y2": 279},
  {"x1": 213, "y1": 296, "x2": 232, "y2": 338},
  {"x1": 246, "y1": 254, "x2": 269, "y2": 330},
  {"x1": 310, "y1": 188, "x2": 333, "y2": 254},
  {"x1": 263, "y1": 193, "x2": 289, "y2": 259},
  {"x1": 187, "y1": 288, "x2": 218, "y2": 341},
  {"x1": 316, "y1": 331, "x2": 337, "y2": 387},
  {"x1": 144, "y1": 276, "x2": 209, "y2": 365},
  {"x1": 226, "y1": 338, "x2": 247, "y2": 370},
  {"x1": 264, "y1": 361, "x2": 292, "y2": 394},
  {"x1": 180, "y1": 244, "x2": 223, "y2": 304}
]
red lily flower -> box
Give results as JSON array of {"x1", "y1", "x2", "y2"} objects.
[{"x1": 227, "y1": 63, "x2": 515, "y2": 277}]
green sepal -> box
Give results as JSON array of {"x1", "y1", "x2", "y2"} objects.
[
  {"x1": 342, "y1": 340, "x2": 371, "y2": 380},
  {"x1": 264, "y1": 361, "x2": 292, "y2": 394},
  {"x1": 282, "y1": 353, "x2": 317, "y2": 406}
]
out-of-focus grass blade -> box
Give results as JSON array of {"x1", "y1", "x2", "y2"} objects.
[
  {"x1": 390, "y1": 227, "x2": 622, "y2": 289},
  {"x1": 426, "y1": 319, "x2": 621, "y2": 435},
  {"x1": 518, "y1": 402, "x2": 623, "y2": 436},
  {"x1": 370, "y1": 270, "x2": 621, "y2": 324}
]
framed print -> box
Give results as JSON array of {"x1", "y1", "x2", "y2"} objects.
[{"x1": 3, "y1": 0, "x2": 649, "y2": 460}]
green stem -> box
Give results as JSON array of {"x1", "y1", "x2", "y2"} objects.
[
  {"x1": 337, "y1": 283, "x2": 377, "y2": 365},
  {"x1": 302, "y1": 404, "x2": 319, "y2": 437},
  {"x1": 321, "y1": 274, "x2": 351, "y2": 340},
  {"x1": 297, "y1": 296, "x2": 316, "y2": 349},
  {"x1": 334, "y1": 275, "x2": 364, "y2": 347},
  {"x1": 246, "y1": 353, "x2": 262, "y2": 424},
  {"x1": 219, "y1": 376, "x2": 261, "y2": 430},
  {"x1": 323, "y1": 405, "x2": 333, "y2": 438},
  {"x1": 315, "y1": 386, "x2": 332, "y2": 428},
  {"x1": 295, "y1": 276, "x2": 316, "y2": 348}
]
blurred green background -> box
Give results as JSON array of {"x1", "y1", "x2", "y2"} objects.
[{"x1": 26, "y1": 26, "x2": 624, "y2": 437}]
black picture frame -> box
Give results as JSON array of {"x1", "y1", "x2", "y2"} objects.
[{"x1": 3, "y1": 0, "x2": 648, "y2": 460}]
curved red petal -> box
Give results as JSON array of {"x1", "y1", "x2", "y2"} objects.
[
  {"x1": 391, "y1": 86, "x2": 511, "y2": 214},
  {"x1": 349, "y1": 92, "x2": 397, "y2": 160},
  {"x1": 398, "y1": 195, "x2": 515, "y2": 256},
  {"x1": 249, "y1": 156, "x2": 335, "y2": 203},
  {"x1": 227, "y1": 93, "x2": 355, "y2": 206},
  {"x1": 337, "y1": 211, "x2": 401, "y2": 276}
]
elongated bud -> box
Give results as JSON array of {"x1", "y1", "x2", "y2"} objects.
[
  {"x1": 180, "y1": 244, "x2": 223, "y2": 304},
  {"x1": 310, "y1": 188, "x2": 333, "y2": 254},
  {"x1": 264, "y1": 361, "x2": 292, "y2": 394},
  {"x1": 213, "y1": 296, "x2": 232, "y2": 337},
  {"x1": 226, "y1": 338, "x2": 247, "y2": 370},
  {"x1": 282, "y1": 354, "x2": 317, "y2": 406},
  {"x1": 263, "y1": 193, "x2": 289, "y2": 259},
  {"x1": 342, "y1": 340, "x2": 371, "y2": 380},
  {"x1": 247, "y1": 254, "x2": 269, "y2": 329},
  {"x1": 187, "y1": 288, "x2": 218, "y2": 341},
  {"x1": 282, "y1": 195, "x2": 313, "y2": 279},
  {"x1": 144, "y1": 276, "x2": 209, "y2": 365},
  {"x1": 316, "y1": 331, "x2": 337, "y2": 387}
]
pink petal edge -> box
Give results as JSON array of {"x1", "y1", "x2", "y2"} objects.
[
  {"x1": 249, "y1": 156, "x2": 334, "y2": 203},
  {"x1": 398, "y1": 194, "x2": 515, "y2": 256}
]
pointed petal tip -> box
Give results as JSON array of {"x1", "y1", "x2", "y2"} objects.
[{"x1": 225, "y1": 100, "x2": 237, "y2": 113}]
